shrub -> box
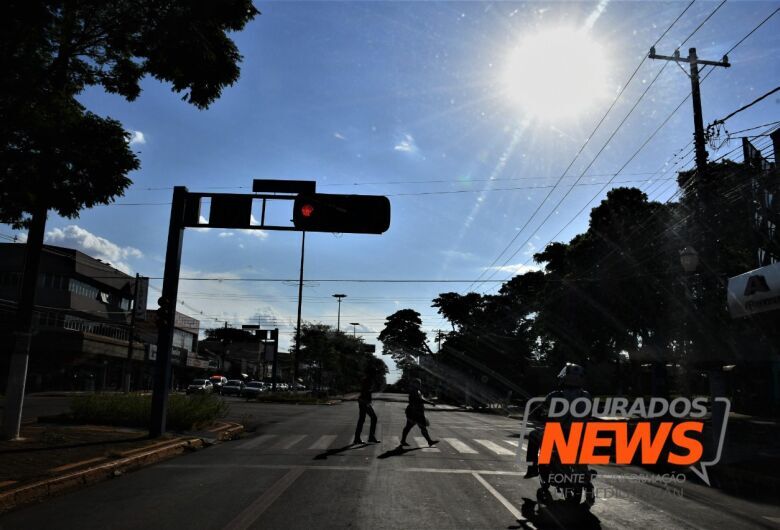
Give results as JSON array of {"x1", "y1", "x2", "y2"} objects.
[{"x1": 70, "y1": 394, "x2": 228, "y2": 431}]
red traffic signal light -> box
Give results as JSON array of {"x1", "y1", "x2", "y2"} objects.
[
  {"x1": 293, "y1": 194, "x2": 390, "y2": 234},
  {"x1": 301, "y1": 204, "x2": 315, "y2": 218}
]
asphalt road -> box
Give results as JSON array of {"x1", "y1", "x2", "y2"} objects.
[{"x1": 3, "y1": 393, "x2": 780, "y2": 529}]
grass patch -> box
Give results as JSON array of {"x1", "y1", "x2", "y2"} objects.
[{"x1": 70, "y1": 393, "x2": 228, "y2": 431}]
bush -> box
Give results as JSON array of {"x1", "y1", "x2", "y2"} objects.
[{"x1": 70, "y1": 393, "x2": 228, "y2": 431}]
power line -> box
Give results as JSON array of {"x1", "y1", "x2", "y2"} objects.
[
  {"x1": 467, "y1": 0, "x2": 713, "y2": 293},
  {"x1": 486, "y1": 3, "x2": 776, "y2": 289}
]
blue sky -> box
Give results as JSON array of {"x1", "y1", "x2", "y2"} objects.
[{"x1": 4, "y1": 1, "x2": 779, "y2": 382}]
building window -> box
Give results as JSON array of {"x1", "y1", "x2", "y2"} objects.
[{"x1": 69, "y1": 279, "x2": 99, "y2": 300}]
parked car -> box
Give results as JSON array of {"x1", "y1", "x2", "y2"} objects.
[
  {"x1": 186, "y1": 379, "x2": 213, "y2": 395},
  {"x1": 222, "y1": 379, "x2": 246, "y2": 396},
  {"x1": 209, "y1": 375, "x2": 228, "y2": 394},
  {"x1": 243, "y1": 381, "x2": 266, "y2": 399}
]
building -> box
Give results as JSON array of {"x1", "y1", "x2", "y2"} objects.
[{"x1": 0, "y1": 243, "x2": 201, "y2": 392}]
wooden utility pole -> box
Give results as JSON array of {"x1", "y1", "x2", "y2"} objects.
[{"x1": 648, "y1": 47, "x2": 730, "y2": 198}]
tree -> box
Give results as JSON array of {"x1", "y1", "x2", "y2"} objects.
[
  {"x1": 0, "y1": 1, "x2": 259, "y2": 439},
  {"x1": 378, "y1": 309, "x2": 431, "y2": 378},
  {"x1": 292, "y1": 323, "x2": 383, "y2": 394}
]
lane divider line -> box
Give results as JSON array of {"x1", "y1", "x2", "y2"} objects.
[
  {"x1": 471, "y1": 472, "x2": 523, "y2": 521},
  {"x1": 223, "y1": 467, "x2": 305, "y2": 530}
]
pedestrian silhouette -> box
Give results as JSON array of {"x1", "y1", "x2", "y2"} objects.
[
  {"x1": 354, "y1": 370, "x2": 380, "y2": 444},
  {"x1": 400, "y1": 378, "x2": 438, "y2": 447}
]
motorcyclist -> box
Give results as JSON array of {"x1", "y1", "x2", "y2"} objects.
[{"x1": 524, "y1": 362, "x2": 591, "y2": 479}]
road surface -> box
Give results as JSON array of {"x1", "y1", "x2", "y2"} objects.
[{"x1": 2, "y1": 393, "x2": 779, "y2": 529}]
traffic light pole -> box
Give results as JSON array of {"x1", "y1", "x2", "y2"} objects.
[
  {"x1": 150, "y1": 186, "x2": 187, "y2": 438},
  {"x1": 147, "y1": 181, "x2": 389, "y2": 436},
  {"x1": 293, "y1": 231, "x2": 305, "y2": 388}
]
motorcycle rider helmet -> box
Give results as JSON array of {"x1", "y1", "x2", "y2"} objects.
[{"x1": 557, "y1": 363, "x2": 585, "y2": 387}]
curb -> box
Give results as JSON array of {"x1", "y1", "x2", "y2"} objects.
[
  {"x1": 206, "y1": 421, "x2": 245, "y2": 441},
  {"x1": 0, "y1": 422, "x2": 244, "y2": 515}
]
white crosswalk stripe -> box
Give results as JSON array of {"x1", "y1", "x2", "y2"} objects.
[
  {"x1": 414, "y1": 436, "x2": 440, "y2": 452},
  {"x1": 308, "y1": 435, "x2": 338, "y2": 450},
  {"x1": 443, "y1": 438, "x2": 478, "y2": 454},
  {"x1": 238, "y1": 434, "x2": 278, "y2": 449},
  {"x1": 271, "y1": 435, "x2": 307, "y2": 450},
  {"x1": 474, "y1": 439, "x2": 514, "y2": 456},
  {"x1": 241, "y1": 434, "x2": 525, "y2": 456}
]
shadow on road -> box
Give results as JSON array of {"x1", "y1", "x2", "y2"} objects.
[
  {"x1": 376, "y1": 446, "x2": 422, "y2": 459},
  {"x1": 508, "y1": 498, "x2": 601, "y2": 529},
  {"x1": 313, "y1": 443, "x2": 370, "y2": 460}
]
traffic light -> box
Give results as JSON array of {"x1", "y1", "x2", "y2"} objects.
[
  {"x1": 157, "y1": 297, "x2": 173, "y2": 329},
  {"x1": 293, "y1": 194, "x2": 390, "y2": 234}
]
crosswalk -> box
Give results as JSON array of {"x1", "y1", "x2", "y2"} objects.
[{"x1": 236, "y1": 433, "x2": 527, "y2": 457}]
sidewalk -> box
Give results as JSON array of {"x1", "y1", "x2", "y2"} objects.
[{"x1": 0, "y1": 420, "x2": 243, "y2": 514}]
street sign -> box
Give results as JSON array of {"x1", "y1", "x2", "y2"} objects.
[
  {"x1": 727, "y1": 261, "x2": 780, "y2": 318},
  {"x1": 253, "y1": 179, "x2": 316, "y2": 194}
]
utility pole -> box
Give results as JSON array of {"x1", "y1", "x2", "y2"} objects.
[
  {"x1": 123, "y1": 273, "x2": 141, "y2": 392},
  {"x1": 648, "y1": 47, "x2": 730, "y2": 199},
  {"x1": 434, "y1": 330, "x2": 445, "y2": 353},
  {"x1": 649, "y1": 47, "x2": 731, "y2": 457},
  {"x1": 350, "y1": 322, "x2": 360, "y2": 338}
]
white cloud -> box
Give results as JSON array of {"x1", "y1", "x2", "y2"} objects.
[
  {"x1": 218, "y1": 232, "x2": 235, "y2": 238},
  {"x1": 334, "y1": 132, "x2": 346, "y2": 140},
  {"x1": 485, "y1": 263, "x2": 543, "y2": 276},
  {"x1": 129, "y1": 130, "x2": 146, "y2": 146},
  {"x1": 394, "y1": 133, "x2": 418, "y2": 153},
  {"x1": 45, "y1": 225, "x2": 143, "y2": 274}
]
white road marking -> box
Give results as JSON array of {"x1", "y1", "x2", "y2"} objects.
[
  {"x1": 471, "y1": 472, "x2": 523, "y2": 520},
  {"x1": 502, "y1": 440, "x2": 528, "y2": 450},
  {"x1": 474, "y1": 439, "x2": 514, "y2": 456},
  {"x1": 273, "y1": 435, "x2": 307, "y2": 450},
  {"x1": 414, "y1": 436, "x2": 440, "y2": 452},
  {"x1": 443, "y1": 438, "x2": 478, "y2": 454},
  {"x1": 308, "y1": 435, "x2": 337, "y2": 450},
  {"x1": 237, "y1": 434, "x2": 278, "y2": 449},
  {"x1": 223, "y1": 467, "x2": 305, "y2": 530},
  {"x1": 159, "y1": 463, "x2": 525, "y2": 476}
]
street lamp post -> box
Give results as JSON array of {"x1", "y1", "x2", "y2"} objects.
[
  {"x1": 332, "y1": 294, "x2": 346, "y2": 331},
  {"x1": 350, "y1": 322, "x2": 360, "y2": 338}
]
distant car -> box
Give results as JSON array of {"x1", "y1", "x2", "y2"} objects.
[
  {"x1": 293, "y1": 383, "x2": 307, "y2": 391},
  {"x1": 209, "y1": 375, "x2": 228, "y2": 394},
  {"x1": 186, "y1": 379, "x2": 213, "y2": 395},
  {"x1": 222, "y1": 379, "x2": 246, "y2": 396},
  {"x1": 244, "y1": 381, "x2": 267, "y2": 399}
]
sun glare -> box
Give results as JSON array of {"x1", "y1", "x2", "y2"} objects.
[{"x1": 503, "y1": 27, "x2": 610, "y2": 122}]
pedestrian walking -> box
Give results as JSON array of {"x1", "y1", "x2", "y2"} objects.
[
  {"x1": 400, "y1": 378, "x2": 438, "y2": 447},
  {"x1": 354, "y1": 370, "x2": 380, "y2": 444}
]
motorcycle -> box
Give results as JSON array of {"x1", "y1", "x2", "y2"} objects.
[{"x1": 536, "y1": 449, "x2": 597, "y2": 508}]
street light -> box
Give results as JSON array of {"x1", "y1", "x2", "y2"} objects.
[
  {"x1": 332, "y1": 294, "x2": 347, "y2": 331},
  {"x1": 350, "y1": 322, "x2": 360, "y2": 337}
]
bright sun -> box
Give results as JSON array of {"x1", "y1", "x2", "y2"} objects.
[{"x1": 503, "y1": 27, "x2": 610, "y2": 122}]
